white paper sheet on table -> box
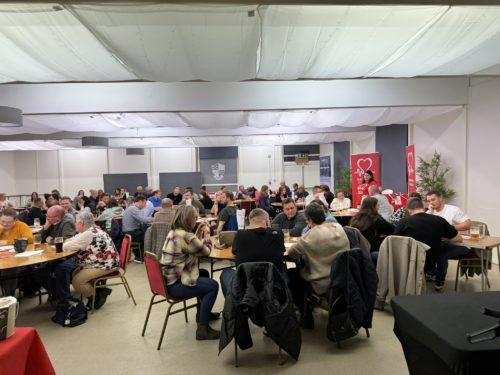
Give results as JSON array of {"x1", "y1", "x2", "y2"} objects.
[
  {"x1": 0, "y1": 245, "x2": 15, "y2": 252},
  {"x1": 15, "y1": 250, "x2": 44, "y2": 257}
]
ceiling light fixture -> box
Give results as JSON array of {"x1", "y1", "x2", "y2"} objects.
[{"x1": 0, "y1": 106, "x2": 23, "y2": 127}]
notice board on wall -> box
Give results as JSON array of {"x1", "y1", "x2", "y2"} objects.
[
  {"x1": 103, "y1": 173, "x2": 148, "y2": 196},
  {"x1": 159, "y1": 172, "x2": 203, "y2": 195}
]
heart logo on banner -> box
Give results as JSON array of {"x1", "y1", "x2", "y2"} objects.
[{"x1": 356, "y1": 158, "x2": 373, "y2": 176}]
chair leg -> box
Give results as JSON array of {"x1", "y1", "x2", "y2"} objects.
[
  {"x1": 234, "y1": 340, "x2": 239, "y2": 367},
  {"x1": 121, "y1": 276, "x2": 131, "y2": 298},
  {"x1": 142, "y1": 294, "x2": 157, "y2": 337},
  {"x1": 278, "y1": 347, "x2": 286, "y2": 366},
  {"x1": 157, "y1": 303, "x2": 175, "y2": 350},
  {"x1": 365, "y1": 328, "x2": 370, "y2": 338},
  {"x1": 91, "y1": 281, "x2": 98, "y2": 313},
  {"x1": 183, "y1": 300, "x2": 188, "y2": 323},
  {"x1": 122, "y1": 277, "x2": 137, "y2": 305},
  {"x1": 455, "y1": 260, "x2": 460, "y2": 292},
  {"x1": 497, "y1": 247, "x2": 500, "y2": 276}
]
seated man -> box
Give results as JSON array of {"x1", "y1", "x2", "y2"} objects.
[
  {"x1": 236, "y1": 185, "x2": 249, "y2": 200},
  {"x1": 63, "y1": 211, "x2": 119, "y2": 310},
  {"x1": 38, "y1": 206, "x2": 77, "y2": 304},
  {"x1": 287, "y1": 202, "x2": 349, "y2": 328},
  {"x1": 395, "y1": 197, "x2": 463, "y2": 291},
  {"x1": 148, "y1": 190, "x2": 162, "y2": 210},
  {"x1": 141, "y1": 195, "x2": 155, "y2": 219},
  {"x1": 134, "y1": 185, "x2": 144, "y2": 197},
  {"x1": 178, "y1": 190, "x2": 206, "y2": 215},
  {"x1": 122, "y1": 195, "x2": 154, "y2": 260},
  {"x1": 368, "y1": 185, "x2": 394, "y2": 222},
  {"x1": 60, "y1": 196, "x2": 78, "y2": 223},
  {"x1": 220, "y1": 208, "x2": 285, "y2": 297},
  {"x1": 154, "y1": 198, "x2": 175, "y2": 226},
  {"x1": 271, "y1": 198, "x2": 307, "y2": 237},
  {"x1": 0, "y1": 208, "x2": 34, "y2": 296},
  {"x1": 95, "y1": 193, "x2": 110, "y2": 215},
  {"x1": 167, "y1": 187, "x2": 183, "y2": 206},
  {"x1": 425, "y1": 190, "x2": 471, "y2": 290},
  {"x1": 304, "y1": 185, "x2": 328, "y2": 207},
  {"x1": 210, "y1": 190, "x2": 226, "y2": 216},
  {"x1": 216, "y1": 191, "x2": 238, "y2": 235}
]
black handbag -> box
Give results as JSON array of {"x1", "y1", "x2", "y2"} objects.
[{"x1": 327, "y1": 250, "x2": 359, "y2": 343}]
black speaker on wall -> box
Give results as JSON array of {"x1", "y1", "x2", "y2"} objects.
[
  {"x1": 126, "y1": 148, "x2": 145, "y2": 155},
  {"x1": 81, "y1": 136, "x2": 108, "y2": 148}
]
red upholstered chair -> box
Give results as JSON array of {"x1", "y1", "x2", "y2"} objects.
[
  {"x1": 91, "y1": 234, "x2": 137, "y2": 312},
  {"x1": 141, "y1": 251, "x2": 198, "y2": 350}
]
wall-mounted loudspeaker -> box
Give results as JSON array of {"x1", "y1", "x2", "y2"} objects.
[
  {"x1": 126, "y1": 148, "x2": 145, "y2": 155},
  {"x1": 81, "y1": 136, "x2": 109, "y2": 148}
]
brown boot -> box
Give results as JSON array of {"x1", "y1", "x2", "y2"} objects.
[{"x1": 196, "y1": 324, "x2": 220, "y2": 340}]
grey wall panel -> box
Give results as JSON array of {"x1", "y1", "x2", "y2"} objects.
[
  {"x1": 159, "y1": 172, "x2": 203, "y2": 195},
  {"x1": 375, "y1": 124, "x2": 408, "y2": 192},
  {"x1": 199, "y1": 147, "x2": 238, "y2": 159},
  {"x1": 103, "y1": 173, "x2": 148, "y2": 196}
]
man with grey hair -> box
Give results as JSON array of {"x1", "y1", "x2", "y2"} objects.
[{"x1": 368, "y1": 185, "x2": 394, "y2": 222}]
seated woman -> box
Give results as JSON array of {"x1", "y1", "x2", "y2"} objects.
[
  {"x1": 330, "y1": 190, "x2": 351, "y2": 211},
  {"x1": 258, "y1": 185, "x2": 275, "y2": 216},
  {"x1": 63, "y1": 211, "x2": 119, "y2": 310},
  {"x1": 295, "y1": 184, "x2": 309, "y2": 202},
  {"x1": 96, "y1": 198, "x2": 124, "y2": 232},
  {"x1": 0, "y1": 208, "x2": 34, "y2": 296},
  {"x1": 390, "y1": 192, "x2": 422, "y2": 225},
  {"x1": 349, "y1": 197, "x2": 395, "y2": 265},
  {"x1": 287, "y1": 203, "x2": 349, "y2": 328},
  {"x1": 161, "y1": 205, "x2": 220, "y2": 340},
  {"x1": 275, "y1": 186, "x2": 287, "y2": 203}
]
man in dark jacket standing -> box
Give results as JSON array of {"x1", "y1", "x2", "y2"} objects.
[{"x1": 271, "y1": 198, "x2": 307, "y2": 237}]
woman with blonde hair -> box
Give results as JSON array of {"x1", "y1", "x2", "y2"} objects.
[{"x1": 160, "y1": 205, "x2": 220, "y2": 340}]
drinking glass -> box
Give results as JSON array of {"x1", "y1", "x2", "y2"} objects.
[
  {"x1": 470, "y1": 226, "x2": 480, "y2": 241},
  {"x1": 55, "y1": 237, "x2": 64, "y2": 253},
  {"x1": 33, "y1": 234, "x2": 42, "y2": 248},
  {"x1": 283, "y1": 229, "x2": 290, "y2": 241},
  {"x1": 33, "y1": 218, "x2": 40, "y2": 227}
]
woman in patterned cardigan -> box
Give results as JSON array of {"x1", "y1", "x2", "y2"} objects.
[
  {"x1": 63, "y1": 211, "x2": 119, "y2": 310},
  {"x1": 161, "y1": 205, "x2": 220, "y2": 340}
]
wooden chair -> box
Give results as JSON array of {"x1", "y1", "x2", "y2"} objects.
[
  {"x1": 90, "y1": 234, "x2": 137, "y2": 312},
  {"x1": 141, "y1": 251, "x2": 198, "y2": 350},
  {"x1": 454, "y1": 221, "x2": 497, "y2": 291}
]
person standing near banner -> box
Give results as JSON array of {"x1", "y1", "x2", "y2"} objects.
[{"x1": 359, "y1": 170, "x2": 380, "y2": 204}]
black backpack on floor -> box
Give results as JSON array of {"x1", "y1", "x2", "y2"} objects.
[{"x1": 52, "y1": 300, "x2": 87, "y2": 327}]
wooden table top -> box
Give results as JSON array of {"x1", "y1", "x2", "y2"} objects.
[
  {"x1": 0, "y1": 244, "x2": 77, "y2": 270},
  {"x1": 207, "y1": 235, "x2": 296, "y2": 261},
  {"x1": 271, "y1": 202, "x2": 306, "y2": 207},
  {"x1": 461, "y1": 236, "x2": 500, "y2": 250},
  {"x1": 329, "y1": 209, "x2": 357, "y2": 217}
]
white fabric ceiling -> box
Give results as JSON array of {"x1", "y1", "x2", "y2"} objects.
[
  {"x1": 2, "y1": 3, "x2": 500, "y2": 83},
  {"x1": 0, "y1": 3, "x2": 485, "y2": 149}
]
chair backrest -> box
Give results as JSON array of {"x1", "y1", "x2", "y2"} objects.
[
  {"x1": 144, "y1": 251, "x2": 168, "y2": 298},
  {"x1": 119, "y1": 234, "x2": 132, "y2": 271},
  {"x1": 219, "y1": 231, "x2": 237, "y2": 247},
  {"x1": 471, "y1": 220, "x2": 490, "y2": 236}
]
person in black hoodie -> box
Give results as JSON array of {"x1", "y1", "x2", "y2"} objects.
[{"x1": 219, "y1": 208, "x2": 285, "y2": 297}]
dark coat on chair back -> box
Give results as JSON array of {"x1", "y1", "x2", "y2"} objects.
[
  {"x1": 219, "y1": 262, "x2": 301, "y2": 361},
  {"x1": 329, "y1": 249, "x2": 378, "y2": 329}
]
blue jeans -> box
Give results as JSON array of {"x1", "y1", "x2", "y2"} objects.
[
  {"x1": 167, "y1": 277, "x2": 219, "y2": 325},
  {"x1": 435, "y1": 243, "x2": 470, "y2": 283},
  {"x1": 55, "y1": 257, "x2": 77, "y2": 302},
  {"x1": 220, "y1": 268, "x2": 236, "y2": 298}
]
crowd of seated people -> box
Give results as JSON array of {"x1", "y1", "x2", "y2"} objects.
[{"x1": 0, "y1": 173, "x2": 476, "y2": 340}]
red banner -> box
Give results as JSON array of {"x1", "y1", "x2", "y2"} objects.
[
  {"x1": 351, "y1": 153, "x2": 380, "y2": 208},
  {"x1": 406, "y1": 145, "x2": 416, "y2": 194}
]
